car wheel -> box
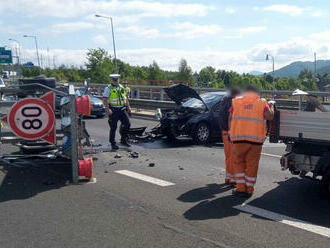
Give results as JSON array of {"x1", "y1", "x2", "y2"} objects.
[{"x1": 193, "y1": 122, "x2": 210, "y2": 144}]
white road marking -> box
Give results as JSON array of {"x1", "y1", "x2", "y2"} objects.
[
  {"x1": 234, "y1": 204, "x2": 330, "y2": 238},
  {"x1": 115, "y1": 170, "x2": 175, "y2": 187},
  {"x1": 261, "y1": 153, "x2": 282, "y2": 158}
]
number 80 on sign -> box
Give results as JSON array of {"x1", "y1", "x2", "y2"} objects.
[{"x1": 7, "y1": 92, "x2": 56, "y2": 143}]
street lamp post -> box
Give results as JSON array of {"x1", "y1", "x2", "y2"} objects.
[
  {"x1": 95, "y1": 14, "x2": 118, "y2": 72},
  {"x1": 23, "y1": 35, "x2": 40, "y2": 67},
  {"x1": 266, "y1": 54, "x2": 275, "y2": 79},
  {"x1": 8, "y1": 38, "x2": 21, "y2": 65}
]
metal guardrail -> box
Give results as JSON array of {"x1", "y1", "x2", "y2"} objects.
[
  {"x1": 82, "y1": 83, "x2": 330, "y2": 102},
  {"x1": 129, "y1": 98, "x2": 330, "y2": 111}
]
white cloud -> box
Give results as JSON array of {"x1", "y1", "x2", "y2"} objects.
[
  {"x1": 239, "y1": 26, "x2": 267, "y2": 35},
  {"x1": 310, "y1": 10, "x2": 325, "y2": 17},
  {"x1": 263, "y1": 5, "x2": 325, "y2": 17},
  {"x1": 92, "y1": 35, "x2": 109, "y2": 46},
  {"x1": 115, "y1": 22, "x2": 221, "y2": 40},
  {"x1": 225, "y1": 26, "x2": 267, "y2": 39},
  {"x1": 21, "y1": 35, "x2": 330, "y2": 74},
  {"x1": 117, "y1": 26, "x2": 160, "y2": 39},
  {"x1": 225, "y1": 8, "x2": 236, "y2": 14},
  {"x1": 168, "y1": 22, "x2": 222, "y2": 39},
  {"x1": 264, "y1": 4, "x2": 304, "y2": 16},
  {"x1": 0, "y1": 0, "x2": 214, "y2": 18},
  {"x1": 51, "y1": 22, "x2": 95, "y2": 34},
  {"x1": 310, "y1": 31, "x2": 330, "y2": 41}
]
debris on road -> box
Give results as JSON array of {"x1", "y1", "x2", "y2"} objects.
[
  {"x1": 178, "y1": 166, "x2": 184, "y2": 170},
  {"x1": 148, "y1": 163, "x2": 155, "y2": 167},
  {"x1": 104, "y1": 170, "x2": 109, "y2": 173},
  {"x1": 108, "y1": 161, "x2": 117, "y2": 166},
  {"x1": 114, "y1": 154, "x2": 122, "y2": 159},
  {"x1": 129, "y1": 151, "x2": 139, "y2": 158}
]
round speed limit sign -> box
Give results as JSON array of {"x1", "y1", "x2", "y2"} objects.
[{"x1": 8, "y1": 98, "x2": 55, "y2": 140}]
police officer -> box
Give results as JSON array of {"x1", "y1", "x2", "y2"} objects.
[{"x1": 102, "y1": 74, "x2": 131, "y2": 150}]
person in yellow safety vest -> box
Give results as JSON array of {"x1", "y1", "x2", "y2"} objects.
[
  {"x1": 229, "y1": 85, "x2": 274, "y2": 198},
  {"x1": 122, "y1": 81, "x2": 131, "y2": 99},
  {"x1": 102, "y1": 74, "x2": 131, "y2": 150}
]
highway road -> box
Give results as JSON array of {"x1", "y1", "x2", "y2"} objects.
[{"x1": 1, "y1": 117, "x2": 330, "y2": 248}]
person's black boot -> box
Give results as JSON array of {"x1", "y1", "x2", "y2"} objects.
[{"x1": 111, "y1": 143, "x2": 119, "y2": 150}]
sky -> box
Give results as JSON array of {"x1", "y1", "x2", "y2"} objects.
[{"x1": 0, "y1": 0, "x2": 330, "y2": 73}]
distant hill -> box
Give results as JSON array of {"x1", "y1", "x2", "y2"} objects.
[
  {"x1": 317, "y1": 64, "x2": 330, "y2": 75},
  {"x1": 273, "y1": 60, "x2": 330, "y2": 78},
  {"x1": 249, "y1": 71, "x2": 264, "y2": 76}
]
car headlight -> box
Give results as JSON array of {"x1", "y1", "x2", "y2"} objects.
[{"x1": 155, "y1": 108, "x2": 162, "y2": 120}]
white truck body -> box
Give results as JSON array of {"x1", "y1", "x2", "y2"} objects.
[
  {"x1": 279, "y1": 110, "x2": 330, "y2": 142},
  {"x1": 270, "y1": 109, "x2": 330, "y2": 197}
]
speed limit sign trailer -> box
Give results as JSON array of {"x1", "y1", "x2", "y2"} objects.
[{"x1": 0, "y1": 82, "x2": 94, "y2": 183}]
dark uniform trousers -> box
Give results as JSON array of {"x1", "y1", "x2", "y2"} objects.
[{"x1": 108, "y1": 106, "x2": 131, "y2": 145}]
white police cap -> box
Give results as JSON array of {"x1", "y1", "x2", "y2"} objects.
[{"x1": 109, "y1": 74, "x2": 120, "y2": 79}]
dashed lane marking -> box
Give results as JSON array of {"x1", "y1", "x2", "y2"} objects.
[
  {"x1": 261, "y1": 153, "x2": 282, "y2": 158},
  {"x1": 115, "y1": 170, "x2": 175, "y2": 187},
  {"x1": 234, "y1": 204, "x2": 330, "y2": 238}
]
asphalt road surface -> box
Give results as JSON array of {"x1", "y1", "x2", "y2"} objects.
[{"x1": 1, "y1": 117, "x2": 330, "y2": 248}]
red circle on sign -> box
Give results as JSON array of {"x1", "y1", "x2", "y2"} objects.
[{"x1": 8, "y1": 98, "x2": 55, "y2": 140}]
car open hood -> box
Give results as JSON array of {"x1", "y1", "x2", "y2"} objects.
[{"x1": 164, "y1": 84, "x2": 208, "y2": 109}]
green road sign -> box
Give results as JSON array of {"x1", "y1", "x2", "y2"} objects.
[{"x1": 0, "y1": 48, "x2": 13, "y2": 64}]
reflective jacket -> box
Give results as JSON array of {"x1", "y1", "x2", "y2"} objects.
[
  {"x1": 108, "y1": 84, "x2": 127, "y2": 107},
  {"x1": 230, "y1": 92, "x2": 267, "y2": 144}
]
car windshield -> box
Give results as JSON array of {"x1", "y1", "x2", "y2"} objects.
[{"x1": 182, "y1": 93, "x2": 224, "y2": 109}]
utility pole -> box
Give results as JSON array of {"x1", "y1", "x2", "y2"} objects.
[
  {"x1": 314, "y1": 52, "x2": 317, "y2": 75},
  {"x1": 95, "y1": 14, "x2": 118, "y2": 72},
  {"x1": 23, "y1": 35, "x2": 40, "y2": 67},
  {"x1": 8, "y1": 39, "x2": 21, "y2": 65},
  {"x1": 266, "y1": 54, "x2": 275, "y2": 81},
  {"x1": 53, "y1": 55, "x2": 56, "y2": 69},
  {"x1": 40, "y1": 54, "x2": 43, "y2": 69},
  {"x1": 47, "y1": 47, "x2": 51, "y2": 68}
]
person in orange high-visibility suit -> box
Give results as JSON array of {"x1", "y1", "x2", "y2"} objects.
[
  {"x1": 218, "y1": 87, "x2": 240, "y2": 185},
  {"x1": 229, "y1": 85, "x2": 274, "y2": 197}
]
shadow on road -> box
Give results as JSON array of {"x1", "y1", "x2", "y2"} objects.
[
  {"x1": 178, "y1": 184, "x2": 246, "y2": 221},
  {"x1": 135, "y1": 138, "x2": 223, "y2": 150},
  {"x1": 182, "y1": 195, "x2": 246, "y2": 221},
  {"x1": 177, "y1": 183, "x2": 233, "y2": 203},
  {"x1": 248, "y1": 177, "x2": 330, "y2": 228},
  {"x1": 0, "y1": 162, "x2": 71, "y2": 203},
  {"x1": 179, "y1": 178, "x2": 330, "y2": 226}
]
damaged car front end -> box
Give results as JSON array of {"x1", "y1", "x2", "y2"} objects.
[{"x1": 155, "y1": 84, "x2": 226, "y2": 144}]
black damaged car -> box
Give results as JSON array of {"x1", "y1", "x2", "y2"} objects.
[{"x1": 156, "y1": 84, "x2": 226, "y2": 144}]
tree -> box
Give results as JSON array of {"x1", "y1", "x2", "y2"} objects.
[
  {"x1": 147, "y1": 61, "x2": 166, "y2": 80},
  {"x1": 199, "y1": 66, "x2": 216, "y2": 86},
  {"x1": 177, "y1": 59, "x2": 193, "y2": 82},
  {"x1": 85, "y1": 48, "x2": 115, "y2": 84}
]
